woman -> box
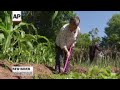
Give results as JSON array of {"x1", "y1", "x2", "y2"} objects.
[{"x1": 55, "y1": 16, "x2": 81, "y2": 74}]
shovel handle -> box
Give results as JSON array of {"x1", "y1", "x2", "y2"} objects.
[{"x1": 63, "y1": 46, "x2": 72, "y2": 72}]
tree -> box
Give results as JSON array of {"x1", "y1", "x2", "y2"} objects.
[
  {"x1": 104, "y1": 14, "x2": 120, "y2": 50},
  {"x1": 76, "y1": 33, "x2": 92, "y2": 49},
  {"x1": 89, "y1": 28, "x2": 101, "y2": 44}
]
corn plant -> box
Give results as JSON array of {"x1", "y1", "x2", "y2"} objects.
[{"x1": 0, "y1": 11, "x2": 55, "y2": 65}]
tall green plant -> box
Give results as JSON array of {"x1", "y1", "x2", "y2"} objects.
[{"x1": 0, "y1": 11, "x2": 55, "y2": 65}]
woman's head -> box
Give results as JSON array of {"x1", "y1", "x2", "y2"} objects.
[{"x1": 69, "y1": 16, "x2": 80, "y2": 31}]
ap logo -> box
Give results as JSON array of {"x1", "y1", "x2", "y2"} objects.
[{"x1": 12, "y1": 11, "x2": 22, "y2": 22}]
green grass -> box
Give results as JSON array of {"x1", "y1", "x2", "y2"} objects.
[{"x1": 33, "y1": 65, "x2": 120, "y2": 79}]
